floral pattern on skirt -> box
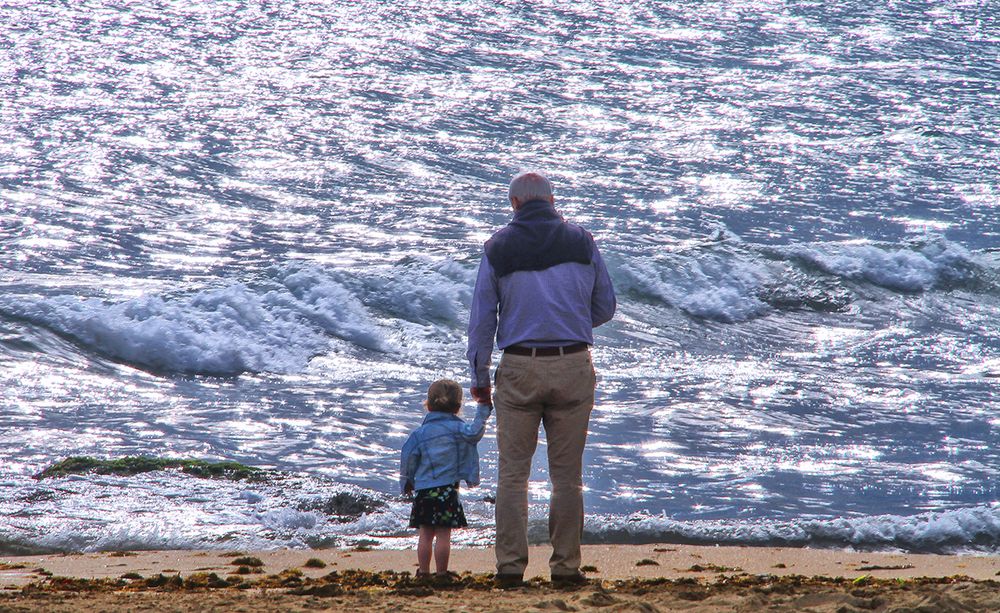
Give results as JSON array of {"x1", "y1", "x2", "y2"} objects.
[{"x1": 409, "y1": 483, "x2": 468, "y2": 528}]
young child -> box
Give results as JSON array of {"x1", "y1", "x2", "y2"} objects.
[{"x1": 400, "y1": 379, "x2": 492, "y2": 578}]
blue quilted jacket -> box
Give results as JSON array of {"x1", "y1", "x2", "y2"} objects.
[{"x1": 399, "y1": 404, "x2": 492, "y2": 493}]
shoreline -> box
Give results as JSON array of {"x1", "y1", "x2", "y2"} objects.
[
  {"x1": 4, "y1": 544, "x2": 1000, "y2": 585},
  {"x1": 3, "y1": 545, "x2": 1000, "y2": 611}
]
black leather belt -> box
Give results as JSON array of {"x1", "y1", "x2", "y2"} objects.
[{"x1": 504, "y1": 342, "x2": 589, "y2": 357}]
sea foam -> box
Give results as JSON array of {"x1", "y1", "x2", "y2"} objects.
[
  {"x1": 773, "y1": 238, "x2": 983, "y2": 292},
  {"x1": 0, "y1": 259, "x2": 478, "y2": 376},
  {"x1": 0, "y1": 265, "x2": 383, "y2": 375},
  {"x1": 585, "y1": 503, "x2": 1000, "y2": 553},
  {"x1": 7, "y1": 464, "x2": 1000, "y2": 555},
  {"x1": 617, "y1": 250, "x2": 773, "y2": 323}
]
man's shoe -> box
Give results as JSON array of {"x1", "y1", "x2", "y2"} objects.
[
  {"x1": 494, "y1": 573, "x2": 524, "y2": 588},
  {"x1": 550, "y1": 572, "x2": 588, "y2": 588}
]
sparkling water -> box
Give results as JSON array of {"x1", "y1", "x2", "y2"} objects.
[{"x1": 2, "y1": 0, "x2": 999, "y2": 554}]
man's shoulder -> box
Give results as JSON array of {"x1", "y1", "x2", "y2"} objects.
[
  {"x1": 570, "y1": 222, "x2": 595, "y2": 242},
  {"x1": 484, "y1": 223, "x2": 512, "y2": 246}
]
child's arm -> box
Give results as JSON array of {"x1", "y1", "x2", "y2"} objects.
[
  {"x1": 399, "y1": 433, "x2": 419, "y2": 495},
  {"x1": 458, "y1": 403, "x2": 493, "y2": 443}
]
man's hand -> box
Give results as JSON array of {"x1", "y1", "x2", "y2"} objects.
[
  {"x1": 471, "y1": 385, "x2": 492, "y2": 406},
  {"x1": 403, "y1": 483, "x2": 413, "y2": 496}
]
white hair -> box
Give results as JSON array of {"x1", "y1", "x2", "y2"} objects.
[{"x1": 508, "y1": 171, "x2": 553, "y2": 202}]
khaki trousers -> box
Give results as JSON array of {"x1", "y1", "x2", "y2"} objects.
[{"x1": 493, "y1": 350, "x2": 596, "y2": 577}]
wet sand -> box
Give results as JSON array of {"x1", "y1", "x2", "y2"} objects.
[{"x1": 2, "y1": 544, "x2": 999, "y2": 611}]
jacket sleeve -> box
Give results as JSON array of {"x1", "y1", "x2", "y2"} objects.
[
  {"x1": 458, "y1": 403, "x2": 492, "y2": 443},
  {"x1": 399, "y1": 432, "x2": 420, "y2": 493},
  {"x1": 467, "y1": 254, "x2": 500, "y2": 388},
  {"x1": 590, "y1": 244, "x2": 616, "y2": 327}
]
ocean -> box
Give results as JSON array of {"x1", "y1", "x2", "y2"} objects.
[{"x1": 2, "y1": 0, "x2": 999, "y2": 555}]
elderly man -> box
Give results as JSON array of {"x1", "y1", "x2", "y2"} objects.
[{"x1": 467, "y1": 171, "x2": 616, "y2": 587}]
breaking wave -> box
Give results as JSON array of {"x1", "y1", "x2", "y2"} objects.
[
  {"x1": 616, "y1": 234, "x2": 991, "y2": 323},
  {"x1": 0, "y1": 259, "x2": 474, "y2": 376}
]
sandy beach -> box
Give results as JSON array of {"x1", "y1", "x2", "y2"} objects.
[{"x1": 3, "y1": 544, "x2": 999, "y2": 611}]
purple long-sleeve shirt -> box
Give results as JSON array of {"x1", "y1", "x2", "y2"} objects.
[{"x1": 466, "y1": 248, "x2": 616, "y2": 388}]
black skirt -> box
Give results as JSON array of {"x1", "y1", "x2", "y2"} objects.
[{"x1": 408, "y1": 483, "x2": 468, "y2": 528}]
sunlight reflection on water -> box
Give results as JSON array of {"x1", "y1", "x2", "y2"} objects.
[{"x1": 1, "y1": 0, "x2": 998, "y2": 553}]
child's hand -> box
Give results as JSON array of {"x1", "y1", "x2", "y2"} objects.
[{"x1": 471, "y1": 385, "x2": 492, "y2": 406}]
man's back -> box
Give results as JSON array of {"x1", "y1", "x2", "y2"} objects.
[
  {"x1": 467, "y1": 196, "x2": 615, "y2": 391},
  {"x1": 466, "y1": 171, "x2": 615, "y2": 587}
]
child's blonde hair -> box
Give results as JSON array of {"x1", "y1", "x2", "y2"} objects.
[{"x1": 426, "y1": 379, "x2": 463, "y2": 414}]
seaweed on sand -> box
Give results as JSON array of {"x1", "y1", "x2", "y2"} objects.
[
  {"x1": 230, "y1": 557, "x2": 264, "y2": 568},
  {"x1": 17, "y1": 570, "x2": 997, "y2": 603}
]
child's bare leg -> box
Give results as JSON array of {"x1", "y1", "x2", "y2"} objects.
[
  {"x1": 433, "y1": 527, "x2": 452, "y2": 574},
  {"x1": 417, "y1": 526, "x2": 434, "y2": 574}
]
